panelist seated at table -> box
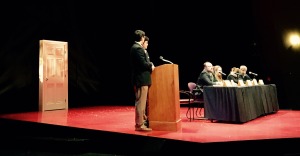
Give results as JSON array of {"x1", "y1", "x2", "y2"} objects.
[
  {"x1": 213, "y1": 65, "x2": 224, "y2": 83},
  {"x1": 239, "y1": 65, "x2": 252, "y2": 83},
  {"x1": 226, "y1": 67, "x2": 240, "y2": 85},
  {"x1": 197, "y1": 61, "x2": 223, "y2": 91}
]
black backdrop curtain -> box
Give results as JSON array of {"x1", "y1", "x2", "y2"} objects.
[{"x1": 1, "y1": 0, "x2": 300, "y2": 113}]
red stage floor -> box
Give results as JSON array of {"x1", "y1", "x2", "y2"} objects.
[{"x1": 1, "y1": 105, "x2": 300, "y2": 144}]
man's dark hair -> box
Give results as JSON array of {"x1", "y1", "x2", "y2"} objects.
[
  {"x1": 134, "y1": 30, "x2": 145, "y2": 42},
  {"x1": 144, "y1": 36, "x2": 149, "y2": 42}
]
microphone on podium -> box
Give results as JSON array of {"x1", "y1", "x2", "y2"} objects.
[{"x1": 159, "y1": 56, "x2": 173, "y2": 64}]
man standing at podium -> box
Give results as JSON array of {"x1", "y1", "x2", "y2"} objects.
[{"x1": 130, "y1": 30, "x2": 155, "y2": 131}]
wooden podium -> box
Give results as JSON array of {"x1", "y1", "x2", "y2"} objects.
[{"x1": 148, "y1": 64, "x2": 182, "y2": 131}]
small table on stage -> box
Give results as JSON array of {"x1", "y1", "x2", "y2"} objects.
[{"x1": 203, "y1": 84, "x2": 279, "y2": 123}]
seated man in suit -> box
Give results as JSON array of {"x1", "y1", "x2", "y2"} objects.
[
  {"x1": 197, "y1": 61, "x2": 223, "y2": 91},
  {"x1": 239, "y1": 65, "x2": 252, "y2": 83}
]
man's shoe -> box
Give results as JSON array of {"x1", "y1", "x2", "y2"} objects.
[
  {"x1": 143, "y1": 120, "x2": 149, "y2": 128},
  {"x1": 135, "y1": 124, "x2": 152, "y2": 131}
]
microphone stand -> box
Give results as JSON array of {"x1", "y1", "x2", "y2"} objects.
[{"x1": 159, "y1": 56, "x2": 174, "y2": 64}]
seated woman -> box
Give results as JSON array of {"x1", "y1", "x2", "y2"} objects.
[{"x1": 213, "y1": 65, "x2": 224, "y2": 83}]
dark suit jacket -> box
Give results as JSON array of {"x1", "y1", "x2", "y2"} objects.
[
  {"x1": 130, "y1": 42, "x2": 153, "y2": 87},
  {"x1": 197, "y1": 70, "x2": 217, "y2": 89},
  {"x1": 240, "y1": 74, "x2": 252, "y2": 82},
  {"x1": 227, "y1": 73, "x2": 239, "y2": 83}
]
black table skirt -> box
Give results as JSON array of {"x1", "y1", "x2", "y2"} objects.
[{"x1": 204, "y1": 84, "x2": 279, "y2": 123}]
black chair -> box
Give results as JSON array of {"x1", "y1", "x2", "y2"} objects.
[
  {"x1": 180, "y1": 82, "x2": 205, "y2": 121},
  {"x1": 180, "y1": 89, "x2": 194, "y2": 121},
  {"x1": 188, "y1": 82, "x2": 205, "y2": 119}
]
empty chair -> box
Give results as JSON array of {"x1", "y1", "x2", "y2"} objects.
[
  {"x1": 188, "y1": 82, "x2": 205, "y2": 119},
  {"x1": 180, "y1": 89, "x2": 194, "y2": 121},
  {"x1": 180, "y1": 82, "x2": 205, "y2": 121}
]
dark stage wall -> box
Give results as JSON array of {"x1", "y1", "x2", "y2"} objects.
[{"x1": 1, "y1": 0, "x2": 300, "y2": 113}]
